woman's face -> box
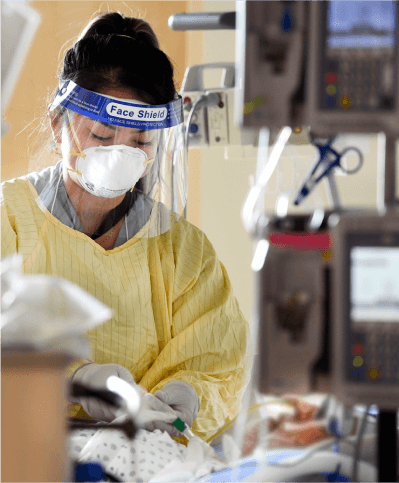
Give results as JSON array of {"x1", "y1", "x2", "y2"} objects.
[{"x1": 61, "y1": 87, "x2": 158, "y2": 180}]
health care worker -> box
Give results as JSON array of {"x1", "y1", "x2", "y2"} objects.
[{"x1": 0, "y1": 12, "x2": 252, "y2": 442}]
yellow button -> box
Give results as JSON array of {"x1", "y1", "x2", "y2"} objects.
[
  {"x1": 353, "y1": 356, "x2": 363, "y2": 367},
  {"x1": 341, "y1": 96, "x2": 351, "y2": 108},
  {"x1": 369, "y1": 368, "x2": 380, "y2": 380},
  {"x1": 326, "y1": 85, "x2": 336, "y2": 95}
]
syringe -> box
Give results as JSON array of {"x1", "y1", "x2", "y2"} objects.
[{"x1": 173, "y1": 417, "x2": 196, "y2": 440}]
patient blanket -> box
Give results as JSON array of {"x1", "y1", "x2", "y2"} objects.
[{"x1": 68, "y1": 418, "x2": 226, "y2": 482}]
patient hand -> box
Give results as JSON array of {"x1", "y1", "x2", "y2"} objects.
[{"x1": 267, "y1": 398, "x2": 330, "y2": 448}]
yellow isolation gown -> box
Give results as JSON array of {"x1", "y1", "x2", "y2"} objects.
[{"x1": 1, "y1": 176, "x2": 252, "y2": 442}]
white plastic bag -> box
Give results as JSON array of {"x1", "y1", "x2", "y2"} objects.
[{"x1": 1, "y1": 255, "x2": 112, "y2": 358}]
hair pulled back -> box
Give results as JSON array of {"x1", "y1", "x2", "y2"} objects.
[{"x1": 58, "y1": 12, "x2": 176, "y2": 105}]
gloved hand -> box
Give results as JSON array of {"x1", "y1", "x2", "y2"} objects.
[
  {"x1": 137, "y1": 392, "x2": 182, "y2": 438},
  {"x1": 70, "y1": 362, "x2": 137, "y2": 422},
  {"x1": 154, "y1": 380, "x2": 200, "y2": 429}
]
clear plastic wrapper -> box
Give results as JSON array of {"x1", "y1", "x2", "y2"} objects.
[{"x1": 1, "y1": 255, "x2": 112, "y2": 358}]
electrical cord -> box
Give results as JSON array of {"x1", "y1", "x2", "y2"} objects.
[
  {"x1": 103, "y1": 471, "x2": 123, "y2": 482},
  {"x1": 69, "y1": 381, "x2": 122, "y2": 406},
  {"x1": 67, "y1": 381, "x2": 137, "y2": 440},
  {"x1": 184, "y1": 92, "x2": 221, "y2": 161},
  {"x1": 104, "y1": 472, "x2": 125, "y2": 483},
  {"x1": 184, "y1": 98, "x2": 200, "y2": 158}
]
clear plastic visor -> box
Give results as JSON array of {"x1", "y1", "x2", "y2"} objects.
[
  {"x1": 61, "y1": 111, "x2": 161, "y2": 196},
  {"x1": 28, "y1": 82, "x2": 187, "y2": 242}
]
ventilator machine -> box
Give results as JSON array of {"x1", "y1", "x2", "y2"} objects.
[{"x1": 2, "y1": 1, "x2": 399, "y2": 481}]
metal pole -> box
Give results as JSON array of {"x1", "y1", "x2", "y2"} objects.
[
  {"x1": 384, "y1": 133, "x2": 397, "y2": 209},
  {"x1": 377, "y1": 132, "x2": 397, "y2": 213},
  {"x1": 324, "y1": 173, "x2": 342, "y2": 211},
  {"x1": 168, "y1": 12, "x2": 236, "y2": 31}
]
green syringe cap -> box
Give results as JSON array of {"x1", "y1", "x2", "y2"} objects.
[{"x1": 172, "y1": 418, "x2": 185, "y2": 432}]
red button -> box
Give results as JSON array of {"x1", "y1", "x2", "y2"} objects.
[
  {"x1": 326, "y1": 73, "x2": 338, "y2": 84},
  {"x1": 352, "y1": 343, "x2": 364, "y2": 356}
]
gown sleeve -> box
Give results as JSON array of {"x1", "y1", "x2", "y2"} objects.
[
  {"x1": 1, "y1": 182, "x2": 93, "y2": 418},
  {"x1": 141, "y1": 222, "x2": 253, "y2": 442},
  {"x1": 1, "y1": 184, "x2": 17, "y2": 258}
]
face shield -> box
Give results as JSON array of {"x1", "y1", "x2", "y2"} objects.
[{"x1": 33, "y1": 80, "x2": 186, "y2": 242}]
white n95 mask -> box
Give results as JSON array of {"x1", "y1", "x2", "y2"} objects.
[{"x1": 73, "y1": 145, "x2": 150, "y2": 199}]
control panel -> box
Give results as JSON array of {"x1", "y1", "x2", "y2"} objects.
[
  {"x1": 347, "y1": 244, "x2": 399, "y2": 387},
  {"x1": 319, "y1": 1, "x2": 397, "y2": 113},
  {"x1": 331, "y1": 210, "x2": 399, "y2": 410},
  {"x1": 236, "y1": 1, "x2": 399, "y2": 135}
]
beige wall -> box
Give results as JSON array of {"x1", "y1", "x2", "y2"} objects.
[
  {"x1": 178, "y1": 0, "x2": 259, "y2": 323},
  {"x1": 1, "y1": 1, "x2": 187, "y2": 181},
  {"x1": 185, "y1": 1, "x2": 204, "y2": 229}
]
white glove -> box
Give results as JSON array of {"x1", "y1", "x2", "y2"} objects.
[
  {"x1": 70, "y1": 363, "x2": 137, "y2": 422},
  {"x1": 137, "y1": 392, "x2": 182, "y2": 437},
  {"x1": 155, "y1": 380, "x2": 200, "y2": 428}
]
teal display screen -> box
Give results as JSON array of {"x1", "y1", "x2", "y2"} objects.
[
  {"x1": 351, "y1": 247, "x2": 399, "y2": 323},
  {"x1": 327, "y1": 1, "x2": 396, "y2": 49},
  {"x1": 320, "y1": 1, "x2": 397, "y2": 111}
]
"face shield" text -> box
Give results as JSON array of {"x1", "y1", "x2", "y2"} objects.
[{"x1": 106, "y1": 102, "x2": 167, "y2": 120}]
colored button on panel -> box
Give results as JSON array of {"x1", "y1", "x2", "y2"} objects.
[
  {"x1": 368, "y1": 367, "x2": 380, "y2": 381},
  {"x1": 325, "y1": 96, "x2": 337, "y2": 108},
  {"x1": 353, "y1": 356, "x2": 363, "y2": 367},
  {"x1": 352, "y1": 368, "x2": 365, "y2": 380},
  {"x1": 326, "y1": 72, "x2": 338, "y2": 84},
  {"x1": 326, "y1": 85, "x2": 336, "y2": 95},
  {"x1": 352, "y1": 343, "x2": 364, "y2": 356}
]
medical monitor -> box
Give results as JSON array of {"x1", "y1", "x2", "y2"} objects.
[
  {"x1": 236, "y1": 1, "x2": 399, "y2": 135},
  {"x1": 350, "y1": 247, "x2": 399, "y2": 324},
  {"x1": 331, "y1": 211, "x2": 399, "y2": 410},
  {"x1": 320, "y1": 1, "x2": 397, "y2": 113}
]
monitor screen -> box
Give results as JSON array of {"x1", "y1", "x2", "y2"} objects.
[
  {"x1": 327, "y1": 1, "x2": 396, "y2": 49},
  {"x1": 350, "y1": 246, "x2": 399, "y2": 322}
]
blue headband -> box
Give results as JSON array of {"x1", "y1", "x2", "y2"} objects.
[{"x1": 51, "y1": 81, "x2": 183, "y2": 130}]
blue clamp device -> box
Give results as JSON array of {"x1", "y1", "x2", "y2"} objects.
[{"x1": 294, "y1": 135, "x2": 363, "y2": 206}]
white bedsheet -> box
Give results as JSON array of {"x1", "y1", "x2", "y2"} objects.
[{"x1": 68, "y1": 417, "x2": 226, "y2": 482}]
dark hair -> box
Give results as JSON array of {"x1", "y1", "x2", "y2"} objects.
[
  {"x1": 58, "y1": 12, "x2": 176, "y2": 105},
  {"x1": 54, "y1": 12, "x2": 177, "y2": 196}
]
